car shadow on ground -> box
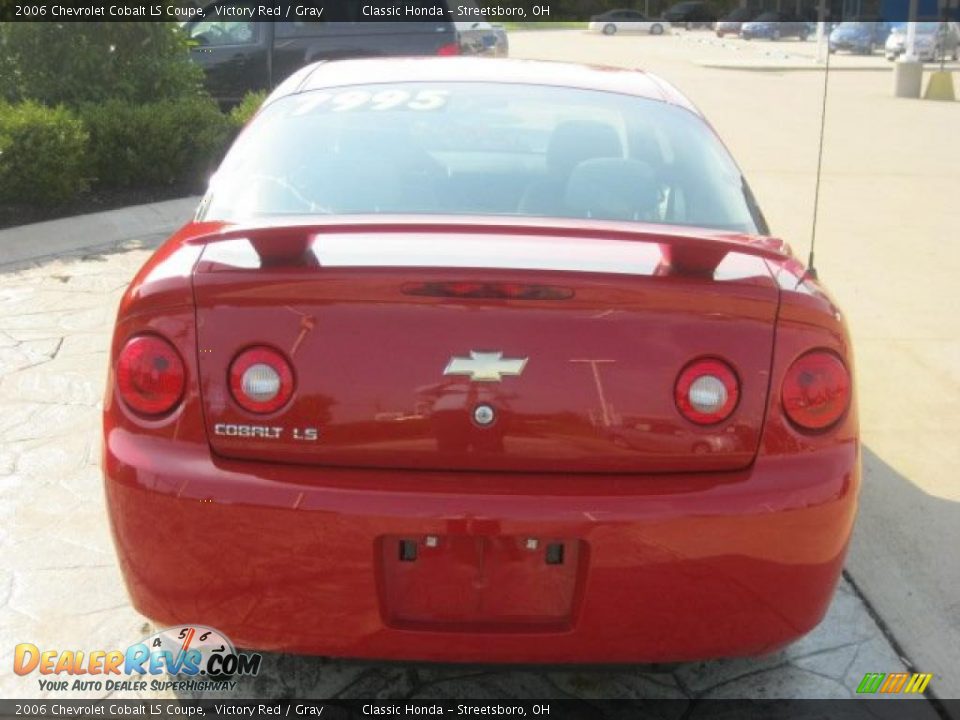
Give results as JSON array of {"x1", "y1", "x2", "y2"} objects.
[{"x1": 846, "y1": 446, "x2": 960, "y2": 702}]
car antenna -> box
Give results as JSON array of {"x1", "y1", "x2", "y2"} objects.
[{"x1": 806, "y1": 36, "x2": 832, "y2": 282}]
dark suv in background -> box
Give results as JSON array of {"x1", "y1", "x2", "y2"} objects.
[
  {"x1": 663, "y1": 1, "x2": 718, "y2": 28},
  {"x1": 184, "y1": 0, "x2": 495, "y2": 106},
  {"x1": 741, "y1": 12, "x2": 813, "y2": 39}
]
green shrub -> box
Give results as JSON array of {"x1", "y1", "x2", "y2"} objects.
[
  {"x1": 229, "y1": 91, "x2": 268, "y2": 130},
  {"x1": 0, "y1": 101, "x2": 88, "y2": 205},
  {"x1": 81, "y1": 97, "x2": 232, "y2": 190},
  {"x1": 0, "y1": 22, "x2": 203, "y2": 107}
]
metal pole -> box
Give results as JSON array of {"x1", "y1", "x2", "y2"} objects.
[
  {"x1": 905, "y1": 0, "x2": 919, "y2": 60},
  {"x1": 815, "y1": 0, "x2": 828, "y2": 64}
]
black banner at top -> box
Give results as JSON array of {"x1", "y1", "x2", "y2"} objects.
[{"x1": 0, "y1": 0, "x2": 957, "y2": 23}]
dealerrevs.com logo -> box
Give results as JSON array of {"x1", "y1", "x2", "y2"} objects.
[{"x1": 14, "y1": 625, "x2": 262, "y2": 693}]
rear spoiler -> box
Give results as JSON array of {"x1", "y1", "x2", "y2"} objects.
[{"x1": 188, "y1": 216, "x2": 793, "y2": 275}]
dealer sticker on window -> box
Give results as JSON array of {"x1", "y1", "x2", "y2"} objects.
[{"x1": 292, "y1": 89, "x2": 450, "y2": 116}]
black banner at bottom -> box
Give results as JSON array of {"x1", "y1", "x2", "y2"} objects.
[{"x1": 0, "y1": 700, "x2": 955, "y2": 720}]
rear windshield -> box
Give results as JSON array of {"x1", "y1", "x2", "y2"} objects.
[{"x1": 201, "y1": 83, "x2": 763, "y2": 234}]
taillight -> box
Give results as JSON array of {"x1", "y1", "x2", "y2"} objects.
[
  {"x1": 229, "y1": 346, "x2": 295, "y2": 414},
  {"x1": 675, "y1": 358, "x2": 739, "y2": 425},
  {"x1": 782, "y1": 350, "x2": 850, "y2": 431},
  {"x1": 436, "y1": 41, "x2": 461, "y2": 56},
  {"x1": 116, "y1": 335, "x2": 185, "y2": 417}
]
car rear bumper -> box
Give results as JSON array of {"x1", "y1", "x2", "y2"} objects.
[{"x1": 104, "y1": 429, "x2": 858, "y2": 663}]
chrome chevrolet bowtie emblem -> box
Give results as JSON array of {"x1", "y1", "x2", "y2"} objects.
[{"x1": 443, "y1": 351, "x2": 528, "y2": 383}]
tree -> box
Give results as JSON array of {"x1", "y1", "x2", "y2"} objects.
[{"x1": 0, "y1": 22, "x2": 203, "y2": 106}]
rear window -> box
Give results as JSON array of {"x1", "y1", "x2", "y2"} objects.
[{"x1": 201, "y1": 83, "x2": 763, "y2": 234}]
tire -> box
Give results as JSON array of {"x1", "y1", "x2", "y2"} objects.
[
  {"x1": 651, "y1": 23, "x2": 664, "y2": 36},
  {"x1": 603, "y1": 23, "x2": 617, "y2": 35},
  {"x1": 716, "y1": 30, "x2": 724, "y2": 38}
]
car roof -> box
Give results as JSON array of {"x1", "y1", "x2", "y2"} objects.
[{"x1": 269, "y1": 57, "x2": 699, "y2": 115}]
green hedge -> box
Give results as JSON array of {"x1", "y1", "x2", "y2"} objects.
[
  {"x1": 0, "y1": 22, "x2": 203, "y2": 107},
  {"x1": 229, "y1": 90, "x2": 268, "y2": 130},
  {"x1": 0, "y1": 90, "x2": 267, "y2": 209},
  {"x1": 81, "y1": 96, "x2": 233, "y2": 190},
  {"x1": 0, "y1": 101, "x2": 88, "y2": 205}
]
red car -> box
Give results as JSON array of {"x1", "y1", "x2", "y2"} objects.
[{"x1": 104, "y1": 58, "x2": 858, "y2": 664}]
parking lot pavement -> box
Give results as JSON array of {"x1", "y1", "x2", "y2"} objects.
[
  {"x1": 674, "y1": 29, "x2": 960, "y2": 71},
  {"x1": 0, "y1": 220, "x2": 924, "y2": 703}
]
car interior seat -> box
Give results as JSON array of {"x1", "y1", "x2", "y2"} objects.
[
  {"x1": 315, "y1": 125, "x2": 440, "y2": 213},
  {"x1": 519, "y1": 120, "x2": 622, "y2": 216},
  {"x1": 564, "y1": 158, "x2": 662, "y2": 222}
]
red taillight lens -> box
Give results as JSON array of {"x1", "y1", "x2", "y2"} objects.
[
  {"x1": 229, "y1": 346, "x2": 295, "y2": 414},
  {"x1": 675, "y1": 358, "x2": 739, "y2": 425},
  {"x1": 436, "y1": 41, "x2": 461, "y2": 56},
  {"x1": 782, "y1": 350, "x2": 850, "y2": 431},
  {"x1": 116, "y1": 335, "x2": 185, "y2": 417}
]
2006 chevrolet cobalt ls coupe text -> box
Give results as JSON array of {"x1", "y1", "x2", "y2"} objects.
[{"x1": 104, "y1": 58, "x2": 858, "y2": 664}]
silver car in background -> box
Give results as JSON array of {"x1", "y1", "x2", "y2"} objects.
[
  {"x1": 588, "y1": 9, "x2": 671, "y2": 35},
  {"x1": 885, "y1": 22, "x2": 960, "y2": 61}
]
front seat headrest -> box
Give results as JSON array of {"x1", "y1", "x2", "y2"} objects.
[
  {"x1": 564, "y1": 158, "x2": 661, "y2": 222},
  {"x1": 547, "y1": 121, "x2": 622, "y2": 176}
]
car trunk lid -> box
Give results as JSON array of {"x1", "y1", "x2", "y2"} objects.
[{"x1": 191, "y1": 219, "x2": 783, "y2": 473}]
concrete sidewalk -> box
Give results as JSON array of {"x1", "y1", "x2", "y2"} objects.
[{"x1": 0, "y1": 196, "x2": 200, "y2": 268}]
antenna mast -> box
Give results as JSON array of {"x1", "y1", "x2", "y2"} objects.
[{"x1": 808, "y1": 34, "x2": 831, "y2": 279}]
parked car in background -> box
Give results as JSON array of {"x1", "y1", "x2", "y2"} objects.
[
  {"x1": 588, "y1": 9, "x2": 669, "y2": 35},
  {"x1": 829, "y1": 21, "x2": 890, "y2": 54},
  {"x1": 885, "y1": 22, "x2": 960, "y2": 61},
  {"x1": 715, "y1": 7, "x2": 755, "y2": 37},
  {"x1": 741, "y1": 13, "x2": 812, "y2": 40},
  {"x1": 184, "y1": 3, "x2": 487, "y2": 107},
  {"x1": 663, "y1": 1, "x2": 717, "y2": 28},
  {"x1": 490, "y1": 23, "x2": 509, "y2": 56},
  {"x1": 455, "y1": 21, "x2": 507, "y2": 57}
]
